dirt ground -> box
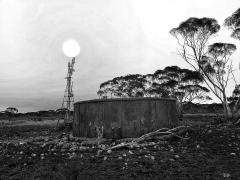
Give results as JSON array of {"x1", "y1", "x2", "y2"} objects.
[{"x1": 1, "y1": 119, "x2": 240, "y2": 180}]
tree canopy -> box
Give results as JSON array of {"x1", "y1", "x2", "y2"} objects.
[
  {"x1": 97, "y1": 66, "x2": 210, "y2": 105},
  {"x1": 5, "y1": 107, "x2": 18, "y2": 114},
  {"x1": 224, "y1": 8, "x2": 240, "y2": 40},
  {"x1": 170, "y1": 17, "x2": 220, "y2": 71},
  {"x1": 170, "y1": 17, "x2": 220, "y2": 39}
]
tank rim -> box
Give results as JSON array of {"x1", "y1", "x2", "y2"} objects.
[{"x1": 74, "y1": 97, "x2": 176, "y2": 105}]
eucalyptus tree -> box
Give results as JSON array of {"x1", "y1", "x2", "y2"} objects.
[
  {"x1": 225, "y1": 9, "x2": 240, "y2": 118},
  {"x1": 199, "y1": 43, "x2": 237, "y2": 119},
  {"x1": 153, "y1": 66, "x2": 210, "y2": 115},
  {"x1": 5, "y1": 107, "x2": 18, "y2": 121},
  {"x1": 98, "y1": 66, "x2": 210, "y2": 117},
  {"x1": 176, "y1": 69, "x2": 211, "y2": 108},
  {"x1": 98, "y1": 74, "x2": 147, "y2": 98},
  {"x1": 170, "y1": 17, "x2": 220, "y2": 72},
  {"x1": 228, "y1": 84, "x2": 240, "y2": 105},
  {"x1": 170, "y1": 17, "x2": 239, "y2": 120}
]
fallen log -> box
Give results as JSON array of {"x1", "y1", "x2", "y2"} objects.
[{"x1": 105, "y1": 125, "x2": 190, "y2": 151}]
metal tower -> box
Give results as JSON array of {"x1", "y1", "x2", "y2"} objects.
[{"x1": 61, "y1": 57, "x2": 75, "y2": 124}]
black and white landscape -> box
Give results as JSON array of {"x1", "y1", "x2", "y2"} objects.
[{"x1": 1, "y1": 0, "x2": 240, "y2": 179}]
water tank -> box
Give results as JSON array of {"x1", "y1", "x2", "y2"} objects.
[{"x1": 73, "y1": 97, "x2": 178, "y2": 138}]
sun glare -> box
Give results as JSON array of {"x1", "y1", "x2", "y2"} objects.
[{"x1": 62, "y1": 39, "x2": 80, "y2": 57}]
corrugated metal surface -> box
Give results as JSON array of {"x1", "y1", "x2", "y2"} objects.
[{"x1": 73, "y1": 98, "x2": 178, "y2": 138}]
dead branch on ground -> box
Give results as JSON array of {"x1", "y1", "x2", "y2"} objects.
[{"x1": 105, "y1": 125, "x2": 191, "y2": 151}]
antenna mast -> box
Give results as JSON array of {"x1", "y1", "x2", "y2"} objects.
[{"x1": 61, "y1": 57, "x2": 75, "y2": 124}]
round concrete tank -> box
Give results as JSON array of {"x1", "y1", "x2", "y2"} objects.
[{"x1": 73, "y1": 97, "x2": 178, "y2": 138}]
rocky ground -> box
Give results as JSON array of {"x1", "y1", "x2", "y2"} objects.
[{"x1": 1, "y1": 122, "x2": 240, "y2": 180}]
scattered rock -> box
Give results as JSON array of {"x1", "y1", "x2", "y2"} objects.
[
  {"x1": 128, "y1": 150, "x2": 134, "y2": 154},
  {"x1": 174, "y1": 155, "x2": 180, "y2": 159},
  {"x1": 107, "y1": 150, "x2": 112, "y2": 154},
  {"x1": 223, "y1": 173, "x2": 230, "y2": 178}
]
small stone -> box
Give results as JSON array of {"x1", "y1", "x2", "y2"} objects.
[
  {"x1": 41, "y1": 143, "x2": 46, "y2": 148},
  {"x1": 169, "y1": 158, "x2": 175, "y2": 162},
  {"x1": 19, "y1": 151, "x2": 23, "y2": 155},
  {"x1": 128, "y1": 150, "x2": 134, "y2": 154},
  {"x1": 170, "y1": 149, "x2": 174, "y2": 152},
  {"x1": 107, "y1": 150, "x2": 112, "y2": 154},
  {"x1": 103, "y1": 156, "x2": 107, "y2": 160},
  {"x1": 230, "y1": 153, "x2": 236, "y2": 156},
  {"x1": 150, "y1": 156, "x2": 155, "y2": 160},
  {"x1": 118, "y1": 156, "x2": 123, "y2": 160},
  {"x1": 174, "y1": 155, "x2": 180, "y2": 158},
  {"x1": 208, "y1": 130, "x2": 212, "y2": 133},
  {"x1": 97, "y1": 150, "x2": 102, "y2": 156},
  {"x1": 223, "y1": 173, "x2": 230, "y2": 178},
  {"x1": 196, "y1": 145, "x2": 200, "y2": 148},
  {"x1": 122, "y1": 153, "x2": 127, "y2": 157}
]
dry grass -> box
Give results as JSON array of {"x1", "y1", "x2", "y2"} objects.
[{"x1": 0, "y1": 119, "x2": 64, "y2": 127}]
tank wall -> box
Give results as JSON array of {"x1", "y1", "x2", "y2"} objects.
[{"x1": 73, "y1": 98, "x2": 178, "y2": 138}]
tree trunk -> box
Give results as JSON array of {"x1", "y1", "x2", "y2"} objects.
[
  {"x1": 232, "y1": 97, "x2": 240, "y2": 121},
  {"x1": 176, "y1": 101, "x2": 183, "y2": 119},
  {"x1": 222, "y1": 101, "x2": 232, "y2": 121}
]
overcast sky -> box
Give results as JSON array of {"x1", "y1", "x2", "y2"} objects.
[{"x1": 0, "y1": 0, "x2": 240, "y2": 112}]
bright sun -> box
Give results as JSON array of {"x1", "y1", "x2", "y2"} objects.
[{"x1": 62, "y1": 39, "x2": 80, "y2": 57}]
